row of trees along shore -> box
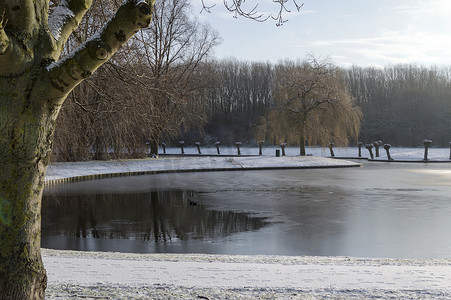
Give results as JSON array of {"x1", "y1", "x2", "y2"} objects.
[
  {"x1": 54, "y1": 53, "x2": 451, "y2": 160},
  {"x1": 185, "y1": 62, "x2": 451, "y2": 151}
]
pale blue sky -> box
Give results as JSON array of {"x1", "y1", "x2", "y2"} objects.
[{"x1": 193, "y1": 0, "x2": 451, "y2": 67}]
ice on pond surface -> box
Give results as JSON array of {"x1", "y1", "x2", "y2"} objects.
[{"x1": 43, "y1": 160, "x2": 451, "y2": 259}]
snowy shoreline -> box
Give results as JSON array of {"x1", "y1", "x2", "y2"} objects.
[
  {"x1": 43, "y1": 249, "x2": 451, "y2": 299},
  {"x1": 45, "y1": 155, "x2": 360, "y2": 185},
  {"x1": 43, "y1": 152, "x2": 451, "y2": 299}
]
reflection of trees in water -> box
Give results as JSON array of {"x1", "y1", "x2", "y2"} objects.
[{"x1": 41, "y1": 190, "x2": 268, "y2": 242}]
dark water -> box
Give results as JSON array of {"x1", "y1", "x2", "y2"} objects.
[
  {"x1": 42, "y1": 190, "x2": 268, "y2": 253},
  {"x1": 42, "y1": 162, "x2": 451, "y2": 258}
]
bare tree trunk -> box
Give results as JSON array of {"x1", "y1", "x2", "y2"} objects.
[{"x1": 299, "y1": 127, "x2": 306, "y2": 156}]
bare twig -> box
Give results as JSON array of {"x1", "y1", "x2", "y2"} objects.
[
  {"x1": 205, "y1": 0, "x2": 304, "y2": 25},
  {"x1": 200, "y1": 0, "x2": 216, "y2": 13}
]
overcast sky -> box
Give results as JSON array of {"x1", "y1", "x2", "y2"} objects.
[{"x1": 192, "y1": 0, "x2": 451, "y2": 67}]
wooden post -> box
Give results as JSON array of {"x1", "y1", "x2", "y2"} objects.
[
  {"x1": 423, "y1": 139, "x2": 432, "y2": 161},
  {"x1": 162, "y1": 142, "x2": 166, "y2": 154},
  {"x1": 280, "y1": 143, "x2": 287, "y2": 156},
  {"x1": 365, "y1": 144, "x2": 374, "y2": 159},
  {"x1": 215, "y1": 141, "x2": 221, "y2": 155},
  {"x1": 373, "y1": 140, "x2": 382, "y2": 157},
  {"x1": 235, "y1": 142, "x2": 242, "y2": 155},
  {"x1": 358, "y1": 142, "x2": 363, "y2": 157},
  {"x1": 195, "y1": 142, "x2": 201, "y2": 154},
  {"x1": 383, "y1": 144, "x2": 393, "y2": 161},
  {"x1": 328, "y1": 142, "x2": 335, "y2": 157},
  {"x1": 179, "y1": 141, "x2": 185, "y2": 154}
]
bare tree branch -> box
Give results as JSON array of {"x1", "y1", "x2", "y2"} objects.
[
  {"x1": 223, "y1": 0, "x2": 269, "y2": 22},
  {"x1": 200, "y1": 0, "x2": 215, "y2": 13},
  {"x1": 272, "y1": 0, "x2": 303, "y2": 26},
  {"x1": 43, "y1": 0, "x2": 154, "y2": 104},
  {"x1": 201, "y1": 0, "x2": 303, "y2": 24}
]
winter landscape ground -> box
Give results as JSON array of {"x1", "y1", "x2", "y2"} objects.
[{"x1": 43, "y1": 147, "x2": 451, "y2": 299}]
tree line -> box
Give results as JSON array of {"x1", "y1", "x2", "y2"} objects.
[
  {"x1": 53, "y1": 52, "x2": 451, "y2": 161},
  {"x1": 345, "y1": 65, "x2": 451, "y2": 147},
  {"x1": 179, "y1": 62, "x2": 451, "y2": 150}
]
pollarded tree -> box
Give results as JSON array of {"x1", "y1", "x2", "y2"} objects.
[
  {"x1": 0, "y1": 0, "x2": 155, "y2": 298},
  {"x1": 260, "y1": 57, "x2": 362, "y2": 155}
]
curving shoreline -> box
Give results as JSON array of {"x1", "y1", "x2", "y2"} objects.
[{"x1": 45, "y1": 155, "x2": 360, "y2": 185}]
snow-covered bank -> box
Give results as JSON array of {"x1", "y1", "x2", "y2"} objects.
[
  {"x1": 45, "y1": 155, "x2": 360, "y2": 184},
  {"x1": 43, "y1": 249, "x2": 451, "y2": 299}
]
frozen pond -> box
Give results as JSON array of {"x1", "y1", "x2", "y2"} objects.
[{"x1": 42, "y1": 161, "x2": 451, "y2": 259}]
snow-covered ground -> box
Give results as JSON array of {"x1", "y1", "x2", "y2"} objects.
[
  {"x1": 43, "y1": 147, "x2": 451, "y2": 299},
  {"x1": 45, "y1": 153, "x2": 359, "y2": 184},
  {"x1": 43, "y1": 250, "x2": 451, "y2": 299},
  {"x1": 160, "y1": 145, "x2": 451, "y2": 161}
]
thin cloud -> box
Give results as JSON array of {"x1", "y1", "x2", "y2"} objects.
[{"x1": 293, "y1": 31, "x2": 451, "y2": 66}]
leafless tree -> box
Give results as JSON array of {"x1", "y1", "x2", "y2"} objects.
[
  {"x1": 344, "y1": 65, "x2": 451, "y2": 146},
  {"x1": 136, "y1": 0, "x2": 221, "y2": 154},
  {"x1": 52, "y1": 0, "x2": 220, "y2": 160},
  {"x1": 257, "y1": 57, "x2": 362, "y2": 155}
]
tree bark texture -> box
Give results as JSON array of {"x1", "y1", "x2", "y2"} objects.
[{"x1": 0, "y1": 0, "x2": 154, "y2": 298}]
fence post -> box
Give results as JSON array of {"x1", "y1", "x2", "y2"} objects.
[
  {"x1": 423, "y1": 139, "x2": 432, "y2": 161},
  {"x1": 179, "y1": 141, "x2": 185, "y2": 154},
  {"x1": 235, "y1": 142, "x2": 242, "y2": 155},
  {"x1": 358, "y1": 142, "x2": 363, "y2": 157},
  {"x1": 365, "y1": 144, "x2": 374, "y2": 159},
  {"x1": 215, "y1": 141, "x2": 221, "y2": 155},
  {"x1": 373, "y1": 140, "x2": 382, "y2": 157},
  {"x1": 195, "y1": 142, "x2": 201, "y2": 154},
  {"x1": 328, "y1": 142, "x2": 335, "y2": 157},
  {"x1": 162, "y1": 142, "x2": 166, "y2": 154},
  {"x1": 383, "y1": 144, "x2": 393, "y2": 161},
  {"x1": 280, "y1": 143, "x2": 287, "y2": 156}
]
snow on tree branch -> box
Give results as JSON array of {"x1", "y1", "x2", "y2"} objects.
[
  {"x1": 45, "y1": 0, "x2": 154, "y2": 103},
  {"x1": 48, "y1": 0, "x2": 93, "y2": 50}
]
